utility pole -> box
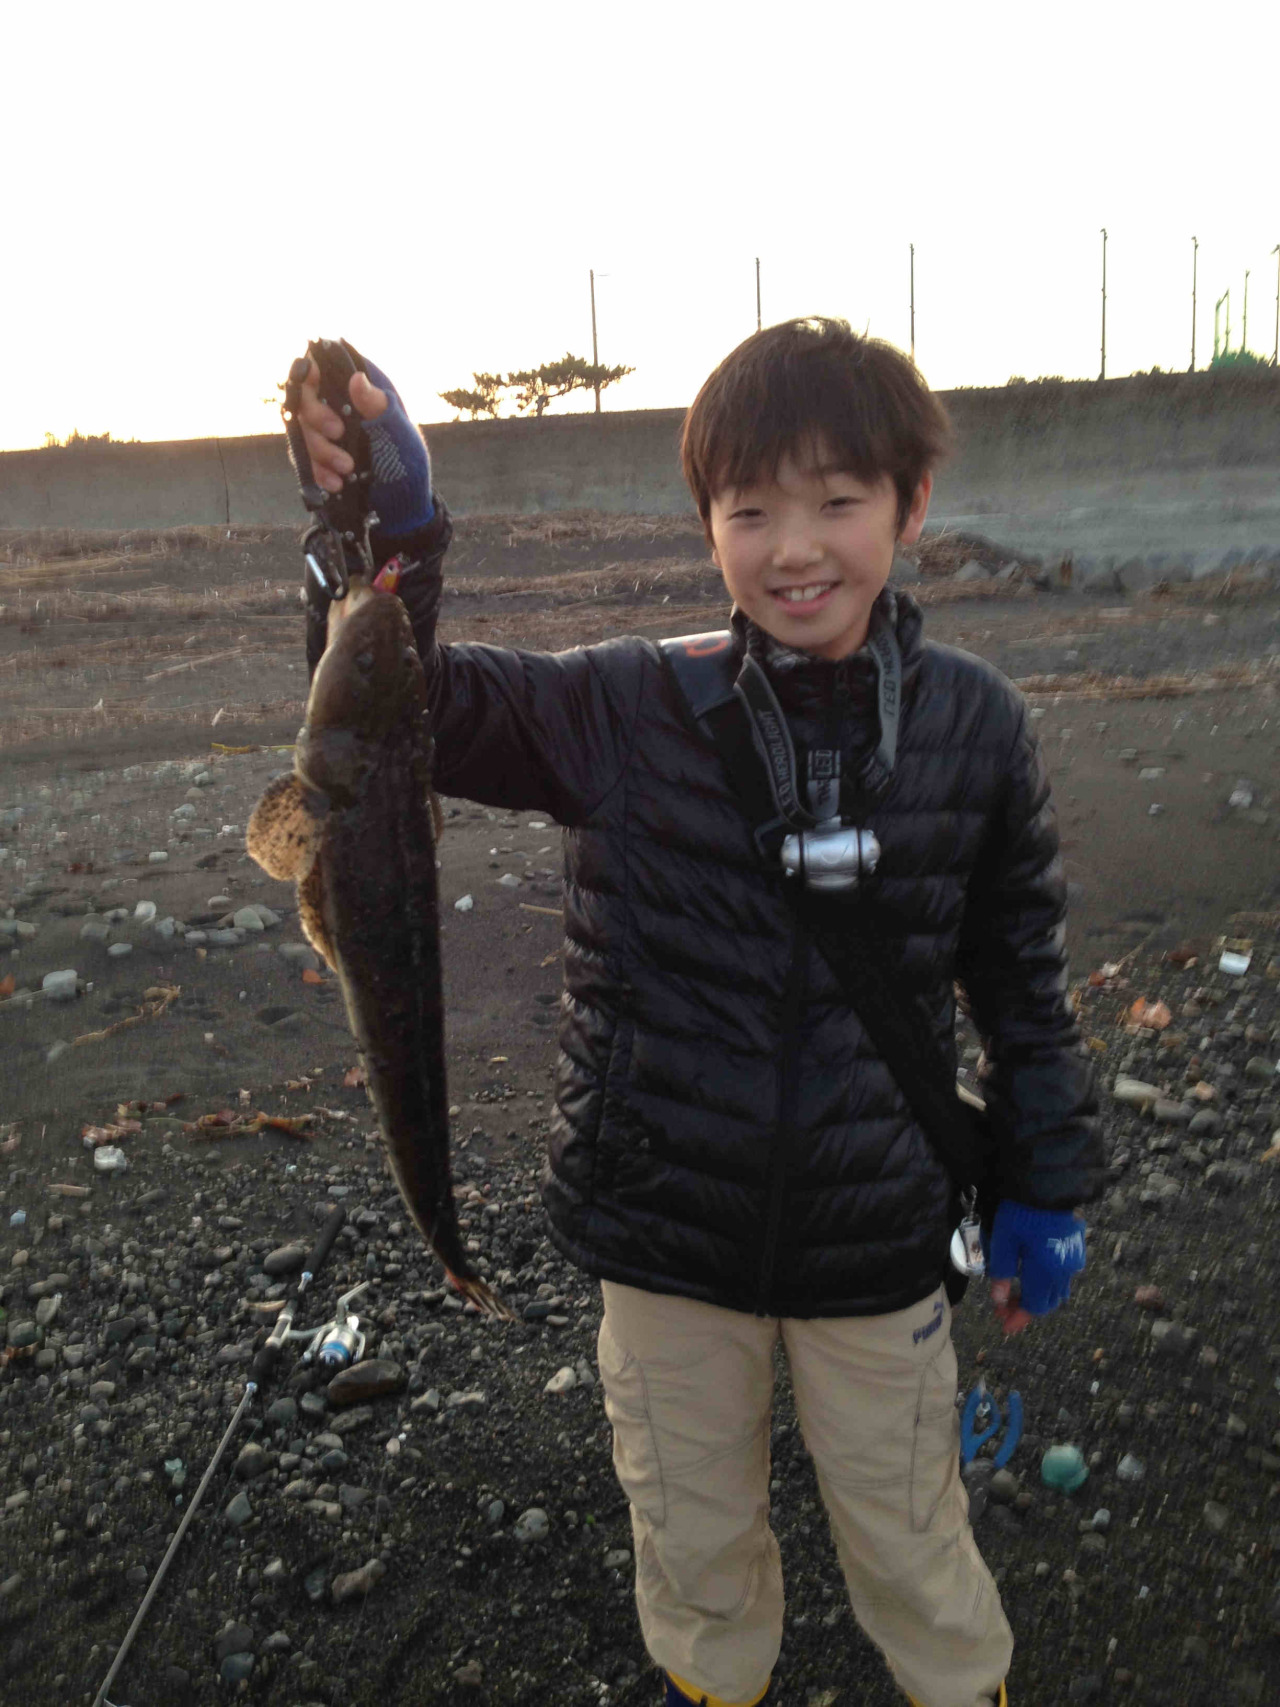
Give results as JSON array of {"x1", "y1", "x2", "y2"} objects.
[
  {"x1": 1272, "y1": 245, "x2": 1279, "y2": 365},
  {"x1": 755, "y1": 257, "x2": 761, "y2": 332},
  {"x1": 590, "y1": 268, "x2": 600, "y2": 414},
  {"x1": 1214, "y1": 290, "x2": 1230, "y2": 361},
  {"x1": 910, "y1": 243, "x2": 916, "y2": 362},
  {"x1": 1099, "y1": 228, "x2": 1108, "y2": 381},
  {"x1": 1242, "y1": 269, "x2": 1250, "y2": 354},
  {"x1": 1190, "y1": 236, "x2": 1198, "y2": 371}
]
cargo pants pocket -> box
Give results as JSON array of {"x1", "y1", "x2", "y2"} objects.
[
  {"x1": 909, "y1": 1337, "x2": 961, "y2": 1535},
  {"x1": 597, "y1": 1312, "x2": 666, "y2": 1529}
]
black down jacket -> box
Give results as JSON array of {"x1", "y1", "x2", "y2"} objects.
[{"x1": 387, "y1": 513, "x2": 1103, "y2": 1320}]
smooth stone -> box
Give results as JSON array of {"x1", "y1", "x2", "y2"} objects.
[
  {"x1": 262, "y1": 1242, "x2": 306, "y2": 1276},
  {"x1": 514, "y1": 1506, "x2": 550, "y2": 1543},
  {"x1": 214, "y1": 1622, "x2": 256, "y2": 1663},
  {"x1": 224, "y1": 1490, "x2": 253, "y2": 1527},
  {"x1": 1112, "y1": 1076, "x2": 1162, "y2": 1109},
  {"x1": 328, "y1": 1404, "x2": 375, "y2": 1435},
  {"x1": 331, "y1": 1558, "x2": 386, "y2": 1604},
  {"x1": 326, "y1": 1360, "x2": 405, "y2": 1406}
]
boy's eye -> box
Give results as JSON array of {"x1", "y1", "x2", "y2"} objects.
[
  {"x1": 730, "y1": 506, "x2": 763, "y2": 520},
  {"x1": 825, "y1": 495, "x2": 859, "y2": 510}
]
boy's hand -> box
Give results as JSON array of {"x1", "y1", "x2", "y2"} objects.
[
  {"x1": 292, "y1": 356, "x2": 388, "y2": 495},
  {"x1": 288, "y1": 346, "x2": 433, "y2": 540},
  {"x1": 985, "y1": 1201, "x2": 1087, "y2": 1337}
]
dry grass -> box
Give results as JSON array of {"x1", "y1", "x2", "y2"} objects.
[
  {"x1": 1013, "y1": 660, "x2": 1278, "y2": 700},
  {"x1": 913, "y1": 577, "x2": 1041, "y2": 605},
  {"x1": 456, "y1": 511, "x2": 701, "y2": 547},
  {"x1": 908, "y1": 529, "x2": 1024, "y2": 578},
  {"x1": 0, "y1": 525, "x2": 294, "y2": 566},
  {"x1": 0, "y1": 696, "x2": 303, "y2": 751},
  {"x1": 447, "y1": 557, "x2": 719, "y2": 604},
  {"x1": 0, "y1": 581, "x2": 301, "y2": 626}
]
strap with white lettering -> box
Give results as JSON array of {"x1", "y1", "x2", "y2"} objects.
[{"x1": 807, "y1": 748, "x2": 841, "y2": 820}]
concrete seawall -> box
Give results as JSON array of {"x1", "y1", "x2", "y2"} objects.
[{"x1": 3, "y1": 370, "x2": 1279, "y2": 560}]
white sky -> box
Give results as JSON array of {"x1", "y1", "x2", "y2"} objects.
[{"x1": 4, "y1": 1, "x2": 1278, "y2": 449}]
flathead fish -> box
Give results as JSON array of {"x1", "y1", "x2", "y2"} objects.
[{"x1": 247, "y1": 582, "x2": 505, "y2": 1317}]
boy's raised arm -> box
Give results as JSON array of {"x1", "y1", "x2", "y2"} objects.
[{"x1": 286, "y1": 345, "x2": 643, "y2": 825}]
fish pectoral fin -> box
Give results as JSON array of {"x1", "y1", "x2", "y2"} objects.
[
  {"x1": 246, "y1": 773, "x2": 327, "y2": 881},
  {"x1": 297, "y1": 858, "x2": 338, "y2": 972}
]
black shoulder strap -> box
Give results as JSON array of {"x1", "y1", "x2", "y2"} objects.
[
  {"x1": 791, "y1": 891, "x2": 991, "y2": 1196},
  {"x1": 660, "y1": 630, "x2": 990, "y2": 1199},
  {"x1": 660, "y1": 633, "x2": 790, "y2": 853}
]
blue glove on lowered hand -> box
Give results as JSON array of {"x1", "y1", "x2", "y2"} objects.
[
  {"x1": 985, "y1": 1201, "x2": 1087, "y2": 1332},
  {"x1": 358, "y1": 355, "x2": 434, "y2": 540}
]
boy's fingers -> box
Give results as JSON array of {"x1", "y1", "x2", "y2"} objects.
[{"x1": 349, "y1": 370, "x2": 389, "y2": 420}]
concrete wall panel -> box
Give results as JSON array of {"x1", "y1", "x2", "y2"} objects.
[{"x1": 3, "y1": 371, "x2": 1279, "y2": 557}]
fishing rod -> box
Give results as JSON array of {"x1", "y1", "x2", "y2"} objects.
[{"x1": 93, "y1": 1205, "x2": 349, "y2": 1707}]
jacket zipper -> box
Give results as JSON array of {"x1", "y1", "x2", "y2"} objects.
[{"x1": 756, "y1": 909, "x2": 808, "y2": 1313}]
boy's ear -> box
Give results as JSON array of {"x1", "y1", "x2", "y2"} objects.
[{"x1": 898, "y1": 472, "x2": 933, "y2": 547}]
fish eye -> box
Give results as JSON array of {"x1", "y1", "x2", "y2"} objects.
[{"x1": 355, "y1": 649, "x2": 375, "y2": 675}]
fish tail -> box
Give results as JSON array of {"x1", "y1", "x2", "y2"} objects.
[{"x1": 446, "y1": 1269, "x2": 514, "y2": 1321}]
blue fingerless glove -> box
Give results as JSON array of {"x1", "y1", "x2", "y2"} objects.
[
  {"x1": 985, "y1": 1201, "x2": 1086, "y2": 1315},
  {"x1": 360, "y1": 356, "x2": 434, "y2": 539}
]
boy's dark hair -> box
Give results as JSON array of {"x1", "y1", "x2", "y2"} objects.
[{"x1": 681, "y1": 317, "x2": 952, "y2": 538}]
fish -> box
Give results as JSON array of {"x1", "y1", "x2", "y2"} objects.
[{"x1": 247, "y1": 582, "x2": 507, "y2": 1317}]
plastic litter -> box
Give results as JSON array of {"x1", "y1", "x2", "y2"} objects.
[
  {"x1": 960, "y1": 1382, "x2": 1023, "y2": 1469},
  {"x1": 92, "y1": 1146, "x2": 128, "y2": 1173},
  {"x1": 1040, "y1": 1444, "x2": 1089, "y2": 1493}
]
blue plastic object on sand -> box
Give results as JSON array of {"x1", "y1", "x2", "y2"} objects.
[{"x1": 960, "y1": 1381, "x2": 1023, "y2": 1469}]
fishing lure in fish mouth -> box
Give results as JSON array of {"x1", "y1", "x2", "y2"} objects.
[{"x1": 281, "y1": 335, "x2": 380, "y2": 602}]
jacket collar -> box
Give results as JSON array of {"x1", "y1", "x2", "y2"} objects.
[{"x1": 733, "y1": 588, "x2": 924, "y2": 711}]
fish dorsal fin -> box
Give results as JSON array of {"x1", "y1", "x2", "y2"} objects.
[{"x1": 246, "y1": 773, "x2": 327, "y2": 881}]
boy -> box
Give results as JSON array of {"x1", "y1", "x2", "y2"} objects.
[{"x1": 290, "y1": 318, "x2": 1103, "y2": 1707}]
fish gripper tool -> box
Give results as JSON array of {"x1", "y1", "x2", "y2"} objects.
[{"x1": 281, "y1": 335, "x2": 381, "y2": 601}]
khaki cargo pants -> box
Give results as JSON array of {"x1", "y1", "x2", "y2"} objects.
[{"x1": 597, "y1": 1280, "x2": 1012, "y2": 1707}]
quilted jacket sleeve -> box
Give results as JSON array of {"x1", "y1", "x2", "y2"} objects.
[
  {"x1": 955, "y1": 697, "x2": 1105, "y2": 1210},
  {"x1": 390, "y1": 511, "x2": 644, "y2": 826}
]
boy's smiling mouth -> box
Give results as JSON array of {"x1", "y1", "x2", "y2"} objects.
[{"x1": 773, "y1": 582, "x2": 837, "y2": 605}]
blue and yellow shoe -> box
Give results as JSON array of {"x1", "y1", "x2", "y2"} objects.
[{"x1": 663, "y1": 1671, "x2": 771, "y2": 1707}]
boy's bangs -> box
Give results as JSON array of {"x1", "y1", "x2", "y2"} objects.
[
  {"x1": 681, "y1": 318, "x2": 952, "y2": 534},
  {"x1": 704, "y1": 374, "x2": 890, "y2": 501}
]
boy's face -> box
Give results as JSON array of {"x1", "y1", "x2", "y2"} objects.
[{"x1": 708, "y1": 448, "x2": 932, "y2": 660}]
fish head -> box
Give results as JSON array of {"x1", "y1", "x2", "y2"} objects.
[{"x1": 299, "y1": 585, "x2": 427, "y2": 796}]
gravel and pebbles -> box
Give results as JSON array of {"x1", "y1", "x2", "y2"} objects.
[{"x1": 0, "y1": 923, "x2": 1277, "y2": 1705}]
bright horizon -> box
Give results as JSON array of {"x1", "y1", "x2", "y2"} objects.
[{"x1": 4, "y1": 2, "x2": 1278, "y2": 452}]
